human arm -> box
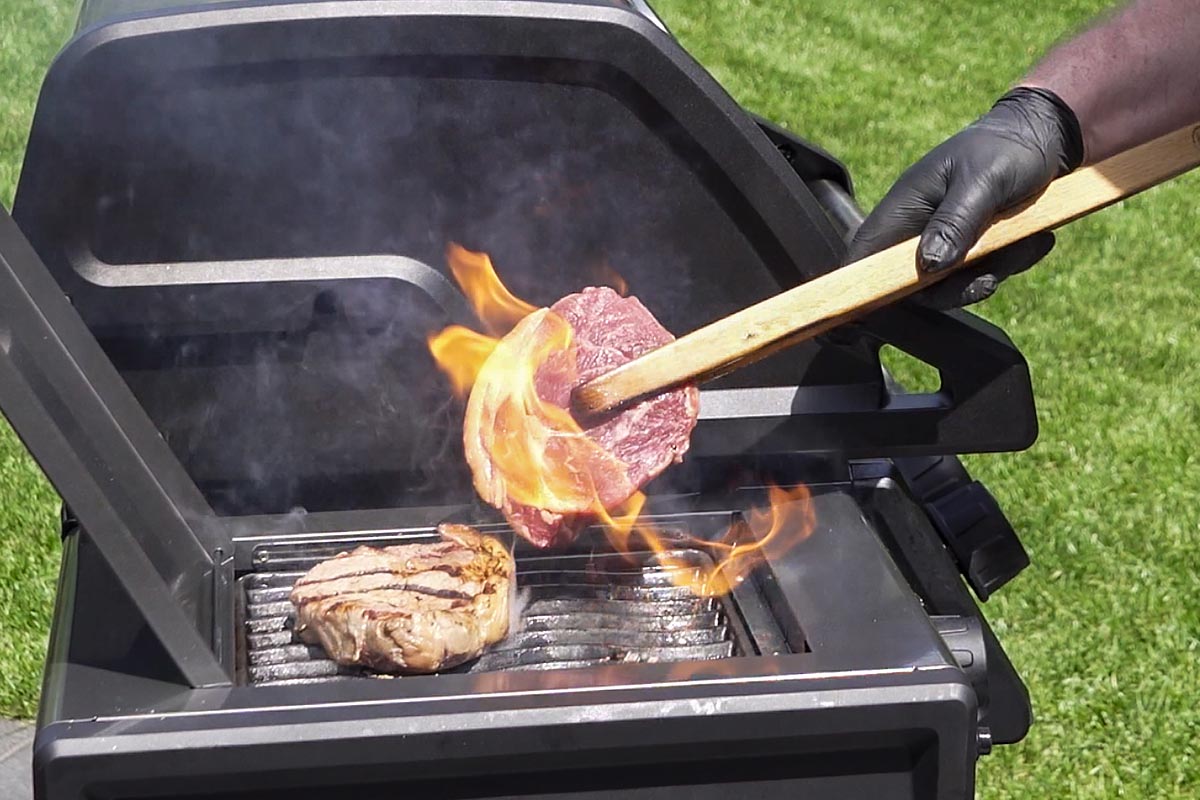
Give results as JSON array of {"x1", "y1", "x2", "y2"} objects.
[
  {"x1": 847, "y1": 0, "x2": 1200, "y2": 309},
  {"x1": 1024, "y1": 0, "x2": 1200, "y2": 163}
]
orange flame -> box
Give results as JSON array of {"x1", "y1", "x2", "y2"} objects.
[
  {"x1": 446, "y1": 243, "x2": 537, "y2": 335},
  {"x1": 427, "y1": 245, "x2": 817, "y2": 598},
  {"x1": 463, "y1": 309, "x2": 632, "y2": 514},
  {"x1": 426, "y1": 245, "x2": 535, "y2": 397},
  {"x1": 593, "y1": 261, "x2": 629, "y2": 296},
  {"x1": 427, "y1": 325, "x2": 497, "y2": 398},
  {"x1": 594, "y1": 483, "x2": 814, "y2": 598}
]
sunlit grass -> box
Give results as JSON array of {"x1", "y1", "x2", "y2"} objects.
[
  {"x1": 655, "y1": 1, "x2": 1199, "y2": 796},
  {"x1": 0, "y1": 4, "x2": 1197, "y2": 798},
  {"x1": 0, "y1": 0, "x2": 75, "y2": 719}
]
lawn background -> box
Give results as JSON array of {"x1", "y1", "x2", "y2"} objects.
[{"x1": 0, "y1": 1, "x2": 1196, "y2": 797}]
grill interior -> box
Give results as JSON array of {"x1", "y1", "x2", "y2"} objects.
[{"x1": 238, "y1": 534, "x2": 780, "y2": 686}]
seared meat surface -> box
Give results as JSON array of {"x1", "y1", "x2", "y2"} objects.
[
  {"x1": 465, "y1": 287, "x2": 700, "y2": 547},
  {"x1": 289, "y1": 524, "x2": 514, "y2": 673}
]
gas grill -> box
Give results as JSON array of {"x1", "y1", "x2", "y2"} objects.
[{"x1": 0, "y1": 1, "x2": 1040, "y2": 798}]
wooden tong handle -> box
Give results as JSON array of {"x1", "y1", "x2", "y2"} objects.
[{"x1": 573, "y1": 122, "x2": 1200, "y2": 416}]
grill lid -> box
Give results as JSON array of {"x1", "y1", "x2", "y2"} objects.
[{"x1": 12, "y1": 0, "x2": 1037, "y2": 519}]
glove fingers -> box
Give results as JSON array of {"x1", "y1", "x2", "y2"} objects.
[
  {"x1": 914, "y1": 232, "x2": 1054, "y2": 309},
  {"x1": 846, "y1": 159, "x2": 949, "y2": 264},
  {"x1": 917, "y1": 176, "x2": 1008, "y2": 273}
]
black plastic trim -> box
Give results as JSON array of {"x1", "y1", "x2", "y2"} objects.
[
  {"x1": 857, "y1": 476, "x2": 1032, "y2": 745},
  {"x1": 895, "y1": 455, "x2": 1030, "y2": 600},
  {"x1": 754, "y1": 115, "x2": 854, "y2": 195},
  {"x1": 0, "y1": 207, "x2": 230, "y2": 687}
]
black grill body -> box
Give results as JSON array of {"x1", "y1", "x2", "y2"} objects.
[
  {"x1": 0, "y1": 1, "x2": 1036, "y2": 798},
  {"x1": 42, "y1": 485, "x2": 1000, "y2": 800}
]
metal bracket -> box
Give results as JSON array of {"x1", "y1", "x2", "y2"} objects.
[{"x1": 0, "y1": 207, "x2": 230, "y2": 687}]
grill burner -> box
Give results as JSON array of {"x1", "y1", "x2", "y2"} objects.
[{"x1": 239, "y1": 542, "x2": 761, "y2": 685}]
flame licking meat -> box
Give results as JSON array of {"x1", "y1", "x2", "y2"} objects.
[
  {"x1": 427, "y1": 245, "x2": 816, "y2": 597},
  {"x1": 602, "y1": 483, "x2": 817, "y2": 598},
  {"x1": 427, "y1": 326, "x2": 497, "y2": 399},
  {"x1": 467, "y1": 285, "x2": 700, "y2": 547},
  {"x1": 463, "y1": 308, "x2": 636, "y2": 525},
  {"x1": 427, "y1": 244, "x2": 536, "y2": 398},
  {"x1": 592, "y1": 260, "x2": 629, "y2": 296},
  {"x1": 429, "y1": 243, "x2": 698, "y2": 548}
]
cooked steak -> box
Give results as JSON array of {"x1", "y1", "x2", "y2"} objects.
[
  {"x1": 289, "y1": 524, "x2": 514, "y2": 673},
  {"x1": 465, "y1": 286, "x2": 700, "y2": 547}
]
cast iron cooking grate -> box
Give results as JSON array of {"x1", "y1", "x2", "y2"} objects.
[{"x1": 238, "y1": 543, "x2": 755, "y2": 685}]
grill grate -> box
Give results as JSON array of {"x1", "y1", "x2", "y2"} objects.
[{"x1": 238, "y1": 545, "x2": 751, "y2": 685}]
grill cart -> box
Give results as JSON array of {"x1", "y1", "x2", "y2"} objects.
[{"x1": 1, "y1": 1, "x2": 1036, "y2": 797}]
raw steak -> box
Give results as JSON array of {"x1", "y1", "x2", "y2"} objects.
[
  {"x1": 289, "y1": 524, "x2": 515, "y2": 673},
  {"x1": 465, "y1": 286, "x2": 700, "y2": 547}
]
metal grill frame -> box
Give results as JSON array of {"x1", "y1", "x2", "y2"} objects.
[
  {"x1": 234, "y1": 521, "x2": 788, "y2": 686},
  {"x1": 37, "y1": 482, "x2": 998, "y2": 800}
]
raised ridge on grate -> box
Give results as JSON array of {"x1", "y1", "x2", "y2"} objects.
[
  {"x1": 523, "y1": 597, "x2": 716, "y2": 617},
  {"x1": 248, "y1": 630, "x2": 296, "y2": 649},
  {"x1": 469, "y1": 641, "x2": 734, "y2": 671},
  {"x1": 250, "y1": 658, "x2": 348, "y2": 682},
  {"x1": 245, "y1": 615, "x2": 290, "y2": 635},
  {"x1": 246, "y1": 582, "x2": 701, "y2": 606},
  {"x1": 250, "y1": 644, "x2": 328, "y2": 666},
  {"x1": 241, "y1": 547, "x2": 741, "y2": 685},
  {"x1": 492, "y1": 626, "x2": 729, "y2": 651},
  {"x1": 522, "y1": 611, "x2": 723, "y2": 633}
]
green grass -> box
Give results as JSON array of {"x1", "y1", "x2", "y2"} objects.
[
  {"x1": 0, "y1": 0, "x2": 1197, "y2": 796},
  {"x1": 0, "y1": 0, "x2": 77, "y2": 720},
  {"x1": 653, "y1": 2, "x2": 1199, "y2": 797}
]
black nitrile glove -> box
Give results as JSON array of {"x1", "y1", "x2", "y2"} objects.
[{"x1": 847, "y1": 87, "x2": 1085, "y2": 309}]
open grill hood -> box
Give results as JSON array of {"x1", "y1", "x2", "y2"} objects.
[{"x1": 0, "y1": 1, "x2": 1037, "y2": 797}]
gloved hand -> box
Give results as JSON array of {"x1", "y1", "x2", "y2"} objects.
[{"x1": 846, "y1": 87, "x2": 1085, "y2": 309}]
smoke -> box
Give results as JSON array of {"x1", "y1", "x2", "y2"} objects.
[
  {"x1": 507, "y1": 584, "x2": 533, "y2": 637},
  {"x1": 26, "y1": 9, "x2": 827, "y2": 519}
]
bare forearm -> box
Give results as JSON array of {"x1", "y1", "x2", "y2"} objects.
[{"x1": 1022, "y1": 0, "x2": 1200, "y2": 163}]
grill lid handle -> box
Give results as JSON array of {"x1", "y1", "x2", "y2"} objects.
[{"x1": 0, "y1": 206, "x2": 229, "y2": 687}]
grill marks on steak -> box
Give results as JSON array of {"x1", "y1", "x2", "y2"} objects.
[
  {"x1": 289, "y1": 524, "x2": 514, "y2": 673},
  {"x1": 467, "y1": 286, "x2": 700, "y2": 547}
]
